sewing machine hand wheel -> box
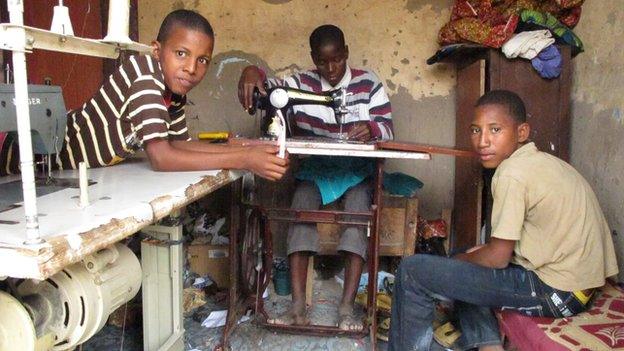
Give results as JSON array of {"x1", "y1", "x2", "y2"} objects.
[{"x1": 241, "y1": 208, "x2": 271, "y2": 296}]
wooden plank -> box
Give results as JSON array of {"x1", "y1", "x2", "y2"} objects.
[
  {"x1": 403, "y1": 197, "x2": 418, "y2": 257},
  {"x1": 379, "y1": 206, "x2": 407, "y2": 256},
  {"x1": 229, "y1": 138, "x2": 431, "y2": 159},
  {"x1": 377, "y1": 141, "x2": 476, "y2": 158},
  {"x1": 305, "y1": 257, "x2": 314, "y2": 308},
  {"x1": 452, "y1": 59, "x2": 485, "y2": 252},
  {"x1": 317, "y1": 196, "x2": 420, "y2": 256}
]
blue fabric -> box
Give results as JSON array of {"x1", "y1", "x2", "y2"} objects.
[
  {"x1": 295, "y1": 156, "x2": 374, "y2": 205},
  {"x1": 295, "y1": 157, "x2": 424, "y2": 205},
  {"x1": 388, "y1": 255, "x2": 590, "y2": 351},
  {"x1": 531, "y1": 44, "x2": 562, "y2": 79},
  {"x1": 383, "y1": 172, "x2": 423, "y2": 197}
]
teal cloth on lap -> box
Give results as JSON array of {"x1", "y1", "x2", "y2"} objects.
[
  {"x1": 295, "y1": 156, "x2": 375, "y2": 205},
  {"x1": 295, "y1": 156, "x2": 425, "y2": 204}
]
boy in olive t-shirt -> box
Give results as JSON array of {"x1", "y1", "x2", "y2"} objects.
[{"x1": 388, "y1": 90, "x2": 618, "y2": 351}]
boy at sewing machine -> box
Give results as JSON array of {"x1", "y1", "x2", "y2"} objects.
[
  {"x1": 238, "y1": 24, "x2": 393, "y2": 331},
  {"x1": 388, "y1": 90, "x2": 618, "y2": 351},
  {"x1": 1, "y1": 10, "x2": 288, "y2": 180}
]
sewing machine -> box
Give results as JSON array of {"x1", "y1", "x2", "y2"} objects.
[
  {"x1": 248, "y1": 85, "x2": 349, "y2": 140},
  {"x1": 0, "y1": 84, "x2": 72, "y2": 211},
  {"x1": 249, "y1": 86, "x2": 348, "y2": 115},
  {"x1": 0, "y1": 83, "x2": 66, "y2": 162}
]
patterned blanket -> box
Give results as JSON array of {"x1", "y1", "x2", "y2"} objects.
[
  {"x1": 498, "y1": 280, "x2": 624, "y2": 351},
  {"x1": 438, "y1": 0, "x2": 585, "y2": 48}
]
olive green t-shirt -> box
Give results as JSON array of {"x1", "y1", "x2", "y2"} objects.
[{"x1": 491, "y1": 142, "x2": 618, "y2": 292}]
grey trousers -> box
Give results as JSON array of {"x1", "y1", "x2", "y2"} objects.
[{"x1": 286, "y1": 181, "x2": 371, "y2": 259}]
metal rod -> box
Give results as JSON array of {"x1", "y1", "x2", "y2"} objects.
[{"x1": 8, "y1": 0, "x2": 42, "y2": 244}]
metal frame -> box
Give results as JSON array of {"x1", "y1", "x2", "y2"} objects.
[
  {"x1": 141, "y1": 216, "x2": 185, "y2": 351},
  {"x1": 219, "y1": 157, "x2": 393, "y2": 350},
  {"x1": 217, "y1": 140, "x2": 474, "y2": 349}
]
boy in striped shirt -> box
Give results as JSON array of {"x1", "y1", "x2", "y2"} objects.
[
  {"x1": 0, "y1": 10, "x2": 288, "y2": 179},
  {"x1": 238, "y1": 24, "x2": 393, "y2": 331}
]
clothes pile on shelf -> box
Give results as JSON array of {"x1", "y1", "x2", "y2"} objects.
[{"x1": 432, "y1": 0, "x2": 586, "y2": 78}]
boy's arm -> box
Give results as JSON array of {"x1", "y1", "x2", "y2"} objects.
[
  {"x1": 170, "y1": 140, "x2": 247, "y2": 153},
  {"x1": 347, "y1": 74, "x2": 393, "y2": 142},
  {"x1": 454, "y1": 237, "x2": 516, "y2": 269},
  {"x1": 454, "y1": 174, "x2": 524, "y2": 268},
  {"x1": 238, "y1": 65, "x2": 268, "y2": 111},
  {"x1": 366, "y1": 76, "x2": 393, "y2": 141},
  {"x1": 237, "y1": 65, "x2": 288, "y2": 111},
  {"x1": 144, "y1": 139, "x2": 288, "y2": 180}
]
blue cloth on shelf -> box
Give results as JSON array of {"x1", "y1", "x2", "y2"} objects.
[{"x1": 531, "y1": 45, "x2": 562, "y2": 79}]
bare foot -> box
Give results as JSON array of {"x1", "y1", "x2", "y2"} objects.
[
  {"x1": 268, "y1": 302, "x2": 310, "y2": 326},
  {"x1": 337, "y1": 303, "x2": 363, "y2": 331}
]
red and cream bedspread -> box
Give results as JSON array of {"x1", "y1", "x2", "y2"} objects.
[{"x1": 498, "y1": 280, "x2": 624, "y2": 351}]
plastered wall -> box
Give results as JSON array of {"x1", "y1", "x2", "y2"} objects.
[
  {"x1": 570, "y1": 2, "x2": 624, "y2": 279},
  {"x1": 139, "y1": 1, "x2": 624, "y2": 275},
  {"x1": 138, "y1": 0, "x2": 457, "y2": 220}
]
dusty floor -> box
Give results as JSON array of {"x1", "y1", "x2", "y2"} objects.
[{"x1": 83, "y1": 275, "x2": 385, "y2": 351}]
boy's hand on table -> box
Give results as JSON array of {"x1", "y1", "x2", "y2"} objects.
[
  {"x1": 347, "y1": 122, "x2": 372, "y2": 141},
  {"x1": 238, "y1": 65, "x2": 266, "y2": 111},
  {"x1": 245, "y1": 145, "x2": 290, "y2": 181}
]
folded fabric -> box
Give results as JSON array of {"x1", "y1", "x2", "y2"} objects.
[
  {"x1": 439, "y1": 15, "x2": 519, "y2": 48},
  {"x1": 531, "y1": 44, "x2": 562, "y2": 79},
  {"x1": 555, "y1": 0, "x2": 584, "y2": 10},
  {"x1": 295, "y1": 156, "x2": 374, "y2": 205},
  {"x1": 383, "y1": 172, "x2": 424, "y2": 197},
  {"x1": 437, "y1": 0, "x2": 585, "y2": 48},
  {"x1": 502, "y1": 30, "x2": 555, "y2": 60},
  {"x1": 521, "y1": 9, "x2": 584, "y2": 54}
]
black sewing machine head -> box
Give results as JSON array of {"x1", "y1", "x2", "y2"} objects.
[
  {"x1": 248, "y1": 85, "x2": 348, "y2": 116},
  {"x1": 247, "y1": 85, "x2": 348, "y2": 137}
]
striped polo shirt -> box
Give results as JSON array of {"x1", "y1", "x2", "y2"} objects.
[
  {"x1": 267, "y1": 65, "x2": 393, "y2": 140},
  {"x1": 57, "y1": 54, "x2": 190, "y2": 169}
]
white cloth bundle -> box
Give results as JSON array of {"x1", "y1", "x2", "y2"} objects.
[{"x1": 502, "y1": 30, "x2": 555, "y2": 60}]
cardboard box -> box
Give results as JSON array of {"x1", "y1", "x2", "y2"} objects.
[
  {"x1": 317, "y1": 195, "x2": 418, "y2": 257},
  {"x1": 188, "y1": 244, "x2": 230, "y2": 288}
]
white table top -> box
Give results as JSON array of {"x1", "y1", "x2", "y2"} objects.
[
  {"x1": 0, "y1": 158, "x2": 242, "y2": 280},
  {"x1": 0, "y1": 140, "x2": 431, "y2": 280}
]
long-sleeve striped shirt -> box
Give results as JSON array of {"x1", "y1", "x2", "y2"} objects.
[
  {"x1": 266, "y1": 65, "x2": 393, "y2": 140},
  {"x1": 57, "y1": 55, "x2": 190, "y2": 169}
]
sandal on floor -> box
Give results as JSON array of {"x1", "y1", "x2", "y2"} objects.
[{"x1": 433, "y1": 321, "x2": 461, "y2": 349}]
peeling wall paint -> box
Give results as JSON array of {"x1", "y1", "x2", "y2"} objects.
[
  {"x1": 571, "y1": 1, "x2": 624, "y2": 279},
  {"x1": 139, "y1": 0, "x2": 457, "y2": 221},
  {"x1": 138, "y1": 1, "x2": 624, "y2": 275}
]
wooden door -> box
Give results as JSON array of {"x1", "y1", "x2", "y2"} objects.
[
  {"x1": 452, "y1": 60, "x2": 485, "y2": 252},
  {"x1": 1, "y1": 0, "x2": 139, "y2": 111},
  {"x1": 487, "y1": 47, "x2": 572, "y2": 160},
  {"x1": 22, "y1": 0, "x2": 104, "y2": 110}
]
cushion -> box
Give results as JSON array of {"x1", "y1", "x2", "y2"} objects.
[{"x1": 498, "y1": 280, "x2": 624, "y2": 350}]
